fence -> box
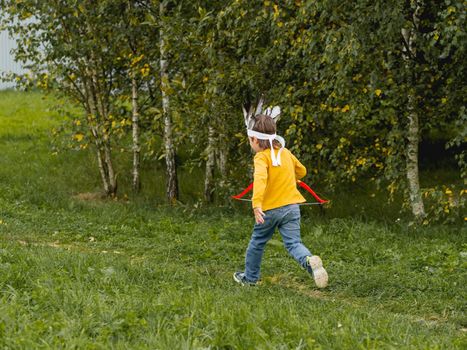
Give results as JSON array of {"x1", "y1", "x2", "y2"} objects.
[{"x1": 0, "y1": 30, "x2": 25, "y2": 89}]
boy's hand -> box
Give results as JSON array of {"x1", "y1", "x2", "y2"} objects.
[{"x1": 253, "y1": 207, "x2": 265, "y2": 224}]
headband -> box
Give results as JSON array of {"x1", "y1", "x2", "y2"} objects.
[{"x1": 247, "y1": 129, "x2": 285, "y2": 166}]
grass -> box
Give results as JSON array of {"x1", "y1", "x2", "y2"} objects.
[{"x1": 0, "y1": 90, "x2": 466, "y2": 349}]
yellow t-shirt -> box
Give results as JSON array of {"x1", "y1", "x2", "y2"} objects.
[{"x1": 252, "y1": 147, "x2": 307, "y2": 211}]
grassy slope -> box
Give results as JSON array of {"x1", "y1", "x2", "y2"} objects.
[{"x1": 0, "y1": 90, "x2": 466, "y2": 349}]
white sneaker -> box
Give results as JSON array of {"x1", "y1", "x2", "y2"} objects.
[
  {"x1": 233, "y1": 272, "x2": 256, "y2": 286},
  {"x1": 306, "y1": 256, "x2": 328, "y2": 288}
]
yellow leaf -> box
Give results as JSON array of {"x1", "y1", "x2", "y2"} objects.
[
  {"x1": 273, "y1": 4, "x2": 279, "y2": 18},
  {"x1": 315, "y1": 144, "x2": 323, "y2": 150},
  {"x1": 73, "y1": 133, "x2": 84, "y2": 142},
  {"x1": 375, "y1": 89, "x2": 382, "y2": 97},
  {"x1": 139, "y1": 64, "x2": 150, "y2": 77},
  {"x1": 341, "y1": 104, "x2": 350, "y2": 113},
  {"x1": 357, "y1": 158, "x2": 366, "y2": 166}
]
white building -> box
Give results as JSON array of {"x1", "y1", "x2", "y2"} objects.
[{"x1": 0, "y1": 30, "x2": 25, "y2": 89}]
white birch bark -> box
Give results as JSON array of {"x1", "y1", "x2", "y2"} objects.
[
  {"x1": 90, "y1": 65, "x2": 117, "y2": 196},
  {"x1": 406, "y1": 98, "x2": 425, "y2": 219},
  {"x1": 84, "y1": 73, "x2": 110, "y2": 195},
  {"x1": 402, "y1": 6, "x2": 426, "y2": 220},
  {"x1": 160, "y1": 2, "x2": 178, "y2": 203},
  {"x1": 84, "y1": 61, "x2": 117, "y2": 197},
  {"x1": 204, "y1": 125, "x2": 216, "y2": 202},
  {"x1": 89, "y1": 113, "x2": 110, "y2": 195},
  {"x1": 131, "y1": 75, "x2": 141, "y2": 192}
]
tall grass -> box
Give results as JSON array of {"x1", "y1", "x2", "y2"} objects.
[{"x1": 0, "y1": 90, "x2": 465, "y2": 349}]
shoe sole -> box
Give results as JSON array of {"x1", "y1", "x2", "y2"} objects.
[{"x1": 308, "y1": 256, "x2": 328, "y2": 288}]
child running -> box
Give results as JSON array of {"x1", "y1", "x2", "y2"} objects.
[{"x1": 233, "y1": 114, "x2": 328, "y2": 288}]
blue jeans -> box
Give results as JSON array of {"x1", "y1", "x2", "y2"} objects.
[{"x1": 244, "y1": 204, "x2": 312, "y2": 282}]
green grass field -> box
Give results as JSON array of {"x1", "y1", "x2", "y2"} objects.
[{"x1": 0, "y1": 90, "x2": 466, "y2": 349}]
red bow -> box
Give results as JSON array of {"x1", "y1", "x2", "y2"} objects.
[{"x1": 232, "y1": 180, "x2": 329, "y2": 205}]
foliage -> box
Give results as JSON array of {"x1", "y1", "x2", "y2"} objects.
[
  {"x1": 420, "y1": 185, "x2": 466, "y2": 224},
  {"x1": 1, "y1": 0, "x2": 465, "y2": 221}
]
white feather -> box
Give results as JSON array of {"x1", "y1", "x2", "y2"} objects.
[
  {"x1": 242, "y1": 106, "x2": 248, "y2": 127},
  {"x1": 270, "y1": 106, "x2": 281, "y2": 120},
  {"x1": 242, "y1": 99, "x2": 281, "y2": 130},
  {"x1": 255, "y1": 97, "x2": 264, "y2": 116}
]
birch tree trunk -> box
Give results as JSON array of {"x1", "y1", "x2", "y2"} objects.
[
  {"x1": 402, "y1": 7, "x2": 426, "y2": 221},
  {"x1": 406, "y1": 96, "x2": 425, "y2": 219},
  {"x1": 83, "y1": 62, "x2": 117, "y2": 197},
  {"x1": 204, "y1": 125, "x2": 216, "y2": 202},
  {"x1": 88, "y1": 114, "x2": 110, "y2": 195},
  {"x1": 91, "y1": 67, "x2": 117, "y2": 196},
  {"x1": 160, "y1": 2, "x2": 178, "y2": 204},
  {"x1": 102, "y1": 137, "x2": 117, "y2": 195},
  {"x1": 84, "y1": 74, "x2": 111, "y2": 195},
  {"x1": 131, "y1": 75, "x2": 141, "y2": 192}
]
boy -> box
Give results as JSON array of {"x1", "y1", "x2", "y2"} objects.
[{"x1": 233, "y1": 114, "x2": 328, "y2": 288}]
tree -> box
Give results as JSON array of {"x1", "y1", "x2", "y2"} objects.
[
  {"x1": 117, "y1": 0, "x2": 157, "y2": 193},
  {"x1": 2, "y1": 0, "x2": 464, "y2": 221},
  {"x1": 257, "y1": 0, "x2": 465, "y2": 222},
  {"x1": 1, "y1": 0, "x2": 127, "y2": 196},
  {"x1": 159, "y1": 2, "x2": 179, "y2": 203}
]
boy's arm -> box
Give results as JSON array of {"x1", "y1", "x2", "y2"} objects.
[
  {"x1": 252, "y1": 152, "x2": 268, "y2": 210},
  {"x1": 292, "y1": 153, "x2": 307, "y2": 180}
]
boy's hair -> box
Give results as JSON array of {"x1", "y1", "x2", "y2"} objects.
[{"x1": 251, "y1": 114, "x2": 281, "y2": 150}]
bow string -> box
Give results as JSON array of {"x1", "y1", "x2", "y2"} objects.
[{"x1": 232, "y1": 180, "x2": 329, "y2": 206}]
